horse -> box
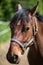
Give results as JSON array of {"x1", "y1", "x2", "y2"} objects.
[{"x1": 6, "y1": 2, "x2": 43, "y2": 64}]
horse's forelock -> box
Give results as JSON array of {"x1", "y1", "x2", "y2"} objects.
[{"x1": 10, "y1": 9, "x2": 30, "y2": 27}]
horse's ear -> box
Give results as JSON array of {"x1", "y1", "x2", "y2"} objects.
[
  {"x1": 31, "y1": 1, "x2": 39, "y2": 15},
  {"x1": 17, "y1": 3, "x2": 22, "y2": 10}
]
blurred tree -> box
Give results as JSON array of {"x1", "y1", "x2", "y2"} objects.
[
  {"x1": 0, "y1": 0, "x2": 43, "y2": 21},
  {"x1": 11, "y1": 0, "x2": 17, "y2": 12},
  {"x1": 0, "y1": 0, "x2": 3, "y2": 3}
]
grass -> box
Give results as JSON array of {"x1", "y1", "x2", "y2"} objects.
[
  {"x1": 0, "y1": 24, "x2": 11, "y2": 44},
  {"x1": 0, "y1": 31, "x2": 11, "y2": 44},
  {"x1": 0, "y1": 24, "x2": 9, "y2": 32}
]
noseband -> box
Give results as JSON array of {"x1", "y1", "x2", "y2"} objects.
[
  {"x1": 11, "y1": 25, "x2": 38, "y2": 52},
  {"x1": 11, "y1": 37, "x2": 34, "y2": 52}
]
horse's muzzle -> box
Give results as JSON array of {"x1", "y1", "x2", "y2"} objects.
[{"x1": 6, "y1": 53, "x2": 19, "y2": 64}]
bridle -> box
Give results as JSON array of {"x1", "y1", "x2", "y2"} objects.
[
  {"x1": 11, "y1": 24, "x2": 38, "y2": 52},
  {"x1": 11, "y1": 36, "x2": 34, "y2": 52}
]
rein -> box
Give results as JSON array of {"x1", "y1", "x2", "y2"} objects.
[{"x1": 11, "y1": 24, "x2": 38, "y2": 52}]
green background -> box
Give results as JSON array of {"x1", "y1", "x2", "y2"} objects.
[
  {"x1": 0, "y1": 0, "x2": 43, "y2": 21},
  {"x1": 0, "y1": 0, "x2": 43, "y2": 44}
]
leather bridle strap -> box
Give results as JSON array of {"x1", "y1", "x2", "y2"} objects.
[
  {"x1": 11, "y1": 37, "x2": 34, "y2": 52},
  {"x1": 24, "y1": 37, "x2": 34, "y2": 48},
  {"x1": 11, "y1": 38, "x2": 25, "y2": 51}
]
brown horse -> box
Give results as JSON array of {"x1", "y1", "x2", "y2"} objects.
[{"x1": 6, "y1": 2, "x2": 43, "y2": 64}]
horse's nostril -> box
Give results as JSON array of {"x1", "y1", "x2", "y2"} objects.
[
  {"x1": 6, "y1": 53, "x2": 19, "y2": 64},
  {"x1": 14, "y1": 55, "x2": 18, "y2": 62}
]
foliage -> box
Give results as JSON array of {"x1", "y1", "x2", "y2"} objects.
[{"x1": 0, "y1": 0, "x2": 43, "y2": 21}]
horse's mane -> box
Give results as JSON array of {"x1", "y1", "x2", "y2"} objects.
[{"x1": 35, "y1": 12, "x2": 43, "y2": 22}]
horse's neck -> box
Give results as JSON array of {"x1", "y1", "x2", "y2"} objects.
[{"x1": 36, "y1": 21, "x2": 43, "y2": 57}]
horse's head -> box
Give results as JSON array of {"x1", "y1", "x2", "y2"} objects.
[{"x1": 6, "y1": 2, "x2": 39, "y2": 64}]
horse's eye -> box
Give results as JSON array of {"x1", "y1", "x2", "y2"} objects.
[
  {"x1": 21, "y1": 27, "x2": 29, "y2": 32},
  {"x1": 26, "y1": 27, "x2": 29, "y2": 31}
]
